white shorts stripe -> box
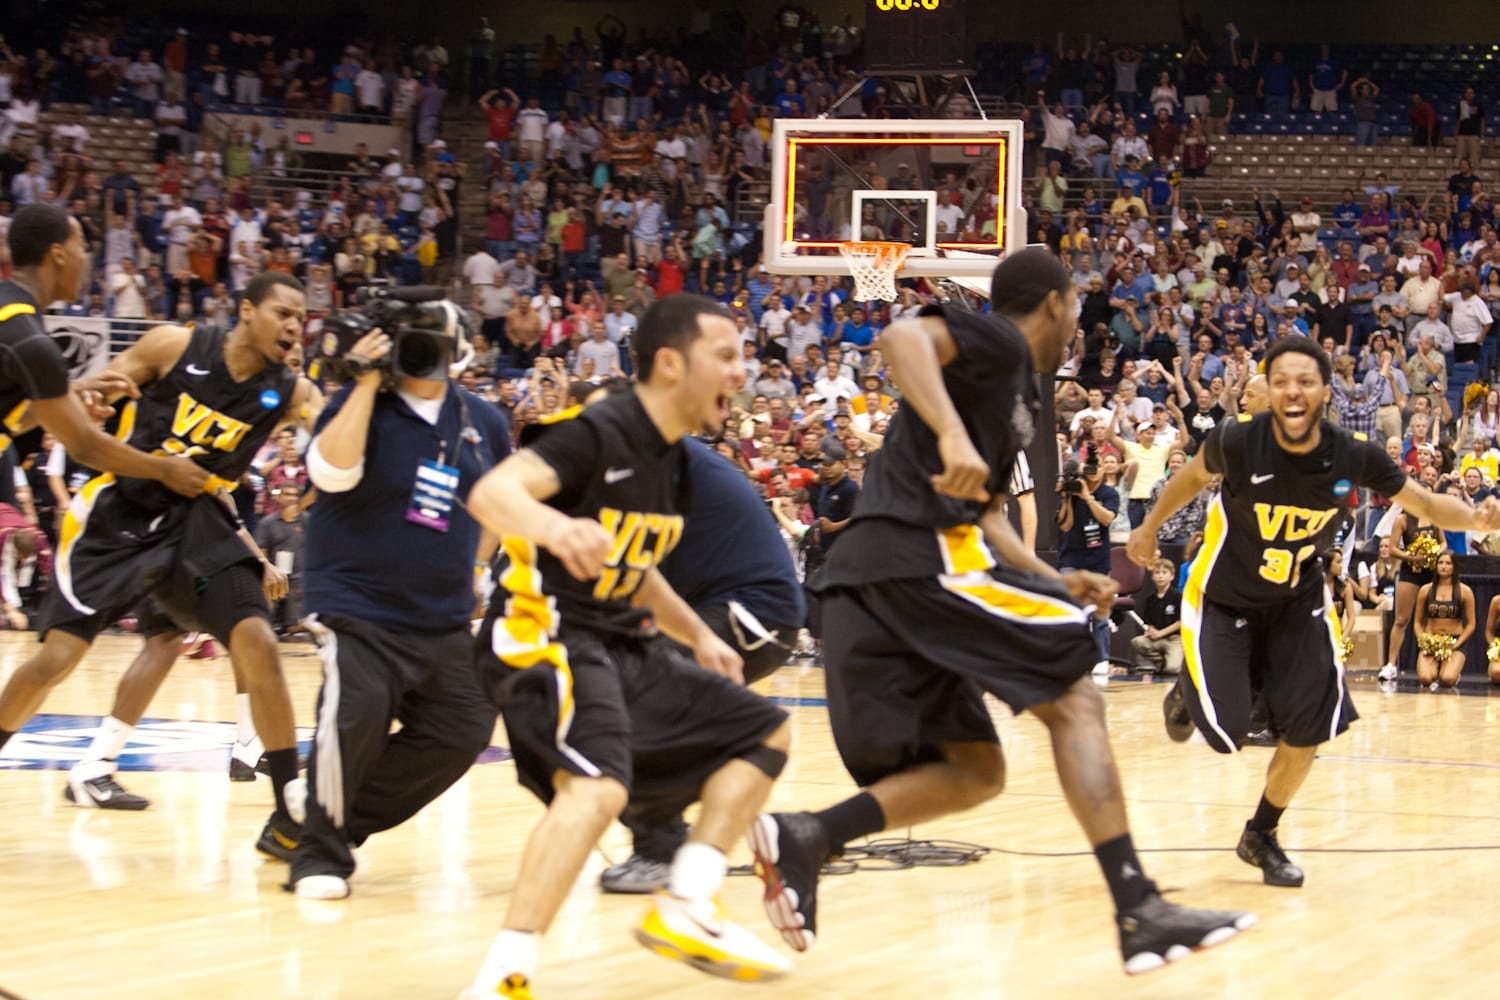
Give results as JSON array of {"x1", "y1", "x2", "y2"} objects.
[{"x1": 304, "y1": 615, "x2": 347, "y2": 826}]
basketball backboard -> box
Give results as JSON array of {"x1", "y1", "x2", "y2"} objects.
[{"x1": 765, "y1": 117, "x2": 1027, "y2": 280}]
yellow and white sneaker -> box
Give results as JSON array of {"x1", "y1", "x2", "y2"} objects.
[
  {"x1": 634, "y1": 892, "x2": 793, "y2": 981},
  {"x1": 458, "y1": 972, "x2": 534, "y2": 999}
]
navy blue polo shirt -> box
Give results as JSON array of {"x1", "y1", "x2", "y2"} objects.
[
  {"x1": 304, "y1": 384, "x2": 512, "y2": 632},
  {"x1": 658, "y1": 438, "x2": 806, "y2": 628}
]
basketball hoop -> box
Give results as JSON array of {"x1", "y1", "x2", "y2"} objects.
[{"x1": 839, "y1": 241, "x2": 911, "y2": 302}]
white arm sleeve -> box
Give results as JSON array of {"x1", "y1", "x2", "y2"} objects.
[{"x1": 306, "y1": 436, "x2": 365, "y2": 493}]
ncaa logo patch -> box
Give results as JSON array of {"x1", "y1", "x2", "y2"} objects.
[
  {"x1": 260, "y1": 389, "x2": 282, "y2": 409},
  {"x1": 1333, "y1": 479, "x2": 1352, "y2": 497}
]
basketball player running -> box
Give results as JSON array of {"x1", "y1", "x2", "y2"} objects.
[
  {"x1": 749, "y1": 250, "x2": 1255, "y2": 976},
  {"x1": 0, "y1": 272, "x2": 321, "y2": 853},
  {"x1": 461, "y1": 296, "x2": 794, "y2": 998},
  {"x1": 0, "y1": 204, "x2": 208, "y2": 548},
  {"x1": 1129, "y1": 337, "x2": 1500, "y2": 887}
]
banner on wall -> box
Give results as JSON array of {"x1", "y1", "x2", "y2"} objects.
[{"x1": 42, "y1": 315, "x2": 111, "y2": 381}]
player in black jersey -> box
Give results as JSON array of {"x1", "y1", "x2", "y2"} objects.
[
  {"x1": 749, "y1": 250, "x2": 1255, "y2": 977},
  {"x1": 0, "y1": 272, "x2": 322, "y2": 849},
  {"x1": 461, "y1": 296, "x2": 794, "y2": 998},
  {"x1": 0, "y1": 205, "x2": 208, "y2": 525},
  {"x1": 1131, "y1": 337, "x2": 1500, "y2": 888}
]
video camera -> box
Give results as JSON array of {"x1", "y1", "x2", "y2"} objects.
[
  {"x1": 314, "y1": 285, "x2": 474, "y2": 382},
  {"x1": 1059, "y1": 444, "x2": 1099, "y2": 496}
]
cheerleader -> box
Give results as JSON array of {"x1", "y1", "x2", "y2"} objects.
[{"x1": 1413, "y1": 550, "x2": 1474, "y2": 689}]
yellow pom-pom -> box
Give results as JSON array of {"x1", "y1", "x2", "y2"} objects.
[
  {"x1": 1487, "y1": 637, "x2": 1500, "y2": 664},
  {"x1": 1339, "y1": 635, "x2": 1355, "y2": 662},
  {"x1": 1464, "y1": 381, "x2": 1490, "y2": 412},
  {"x1": 1417, "y1": 632, "x2": 1457, "y2": 662},
  {"x1": 1407, "y1": 533, "x2": 1441, "y2": 571}
]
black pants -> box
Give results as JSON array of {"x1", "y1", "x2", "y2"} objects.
[
  {"x1": 622, "y1": 601, "x2": 797, "y2": 863},
  {"x1": 291, "y1": 613, "x2": 497, "y2": 882}
]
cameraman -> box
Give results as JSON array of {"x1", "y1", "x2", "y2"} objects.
[
  {"x1": 288, "y1": 303, "x2": 513, "y2": 900},
  {"x1": 1057, "y1": 446, "x2": 1119, "y2": 668}
]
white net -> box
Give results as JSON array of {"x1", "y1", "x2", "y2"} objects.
[{"x1": 839, "y1": 241, "x2": 910, "y2": 302}]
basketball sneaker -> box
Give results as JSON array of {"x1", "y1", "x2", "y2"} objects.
[
  {"x1": 228, "y1": 739, "x2": 265, "y2": 781},
  {"x1": 600, "y1": 854, "x2": 671, "y2": 894},
  {"x1": 458, "y1": 973, "x2": 535, "y2": 1000},
  {"x1": 1161, "y1": 675, "x2": 1195, "y2": 743},
  {"x1": 256, "y1": 810, "x2": 301, "y2": 862},
  {"x1": 64, "y1": 773, "x2": 149, "y2": 811},
  {"x1": 747, "y1": 812, "x2": 829, "y2": 952},
  {"x1": 1118, "y1": 890, "x2": 1257, "y2": 975},
  {"x1": 1377, "y1": 663, "x2": 1399, "y2": 682},
  {"x1": 1236, "y1": 825, "x2": 1305, "y2": 887},
  {"x1": 634, "y1": 892, "x2": 793, "y2": 981}
]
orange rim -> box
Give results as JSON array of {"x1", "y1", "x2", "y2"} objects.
[{"x1": 840, "y1": 241, "x2": 912, "y2": 271}]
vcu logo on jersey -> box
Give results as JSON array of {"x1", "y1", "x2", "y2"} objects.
[
  {"x1": 1252, "y1": 503, "x2": 1338, "y2": 588},
  {"x1": 1253, "y1": 503, "x2": 1339, "y2": 543},
  {"x1": 164, "y1": 392, "x2": 254, "y2": 456},
  {"x1": 593, "y1": 507, "x2": 684, "y2": 601}
]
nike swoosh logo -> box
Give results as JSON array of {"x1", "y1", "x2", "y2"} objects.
[
  {"x1": 684, "y1": 909, "x2": 724, "y2": 940},
  {"x1": 604, "y1": 468, "x2": 634, "y2": 484},
  {"x1": 186, "y1": 364, "x2": 211, "y2": 376},
  {"x1": 1250, "y1": 473, "x2": 1274, "y2": 484}
]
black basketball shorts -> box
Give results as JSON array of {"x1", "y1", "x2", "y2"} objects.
[
  {"x1": 821, "y1": 567, "x2": 1098, "y2": 788},
  {"x1": 42, "y1": 483, "x2": 268, "y2": 644},
  {"x1": 1181, "y1": 581, "x2": 1358, "y2": 752},
  {"x1": 476, "y1": 616, "x2": 788, "y2": 815}
]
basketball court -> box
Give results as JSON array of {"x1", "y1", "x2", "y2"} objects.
[{"x1": 2, "y1": 633, "x2": 1498, "y2": 998}]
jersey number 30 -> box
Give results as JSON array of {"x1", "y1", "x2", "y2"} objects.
[{"x1": 1259, "y1": 544, "x2": 1315, "y2": 587}]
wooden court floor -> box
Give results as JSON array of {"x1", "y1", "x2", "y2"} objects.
[{"x1": 2, "y1": 632, "x2": 1499, "y2": 999}]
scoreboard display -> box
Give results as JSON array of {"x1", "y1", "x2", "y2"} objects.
[{"x1": 863, "y1": 0, "x2": 975, "y2": 73}]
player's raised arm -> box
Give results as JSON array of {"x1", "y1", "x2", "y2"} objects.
[
  {"x1": 79, "y1": 324, "x2": 194, "y2": 402},
  {"x1": 1391, "y1": 480, "x2": 1500, "y2": 534},
  {"x1": 879, "y1": 316, "x2": 989, "y2": 502},
  {"x1": 468, "y1": 449, "x2": 610, "y2": 581}
]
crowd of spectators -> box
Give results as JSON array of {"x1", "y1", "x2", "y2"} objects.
[{"x1": 1, "y1": 14, "x2": 1499, "y2": 678}]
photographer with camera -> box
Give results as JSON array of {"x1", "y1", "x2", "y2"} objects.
[
  {"x1": 288, "y1": 294, "x2": 513, "y2": 901},
  {"x1": 1057, "y1": 445, "x2": 1120, "y2": 669}
]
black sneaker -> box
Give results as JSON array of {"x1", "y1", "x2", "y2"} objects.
[
  {"x1": 747, "y1": 812, "x2": 829, "y2": 952},
  {"x1": 256, "y1": 811, "x2": 302, "y2": 862},
  {"x1": 1243, "y1": 728, "x2": 1279, "y2": 748},
  {"x1": 64, "y1": 774, "x2": 150, "y2": 811},
  {"x1": 1236, "y1": 825, "x2": 1304, "y2": 887},
  {"x1": 232, "y1": 750, "x2": 310, "y2": 782},
  {"x1": 1118, "y1": 890, "x2": 1257, "y2": 975},
  {"x1": 1162, "y1": 675, "x2": 1195, "y2": 743}
]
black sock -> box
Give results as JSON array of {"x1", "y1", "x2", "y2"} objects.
[
  {"x1": 1095, "y1": 834, "x2": 1151, "y2": 913},
  {"x1": 812, "y1": 792, "x2": 885, "y2": 854},
  {"x1": 1247, "y1": 794, "x2": 1285, "y2": 832},
  {"x1": 0, "y1": 729, "x2": 13, "y2": 753},
  {"x1": 265, "y1": 748, "x2": 299, "y2": 818}
]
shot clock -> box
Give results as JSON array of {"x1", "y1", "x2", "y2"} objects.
[{"x1": 864, "y1": 0, "x2": 974, "y2": 72}]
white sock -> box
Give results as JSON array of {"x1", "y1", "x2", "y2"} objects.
[
  {"x1": 235, "y1": 693, "x2": 258, "y2": 746},
  {"x1": 668, "y1": 841, "x2": 727, "y2": 902},
  {"x1": 72, "y1": 716, "x2": 135, "y2": 780},
  {"x1": 472, "y1": 929, "x2": 539, "y2": 987}
]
